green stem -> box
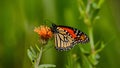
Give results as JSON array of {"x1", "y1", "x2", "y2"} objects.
[
  {"x1": 86, "y1": 0, "x2": 91, "y2": 13},
  {"x1": 88, "y1": 27, "x2": 95, "y2": 53},
  {"x1": 34, "y1": 47, "x2": 43, "y2": 68}
]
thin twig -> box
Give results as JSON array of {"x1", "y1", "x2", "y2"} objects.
[{"x1": 34, "y1": 47, "x2": 43, "y2": 68}]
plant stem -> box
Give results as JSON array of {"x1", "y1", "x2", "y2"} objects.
[
  {"x1": 88, "y1": 27, "x2": 95, "y2": 53},
  {"x1": 86, "y1": 0, "x2": 91, "y2": 13},
  {"x1": 34, "y1": 47, "x2": 43, "y2": 68},
  {"x1": 86, "y1": 0, "x2": 95, "y2": 54}
]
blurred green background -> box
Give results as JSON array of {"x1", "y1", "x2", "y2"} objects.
[{"x1": 0, "y1": 0, "x2": 120, "y2": 68}]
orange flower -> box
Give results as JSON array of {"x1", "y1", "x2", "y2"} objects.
[{"x1": 34, "y1": 25, "x2": 53, "y2": 41}]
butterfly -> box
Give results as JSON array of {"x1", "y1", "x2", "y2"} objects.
[{"x1": 51, "y1": 24, "x2": 89, "y2": 51}]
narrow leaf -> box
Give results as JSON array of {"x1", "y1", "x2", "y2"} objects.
[
  {"x1": 39, "y1": 64, "x2": 56, "y2": 68},
  {"x1": 35, "y1": 44, "x2": 40, "y2": 52}
]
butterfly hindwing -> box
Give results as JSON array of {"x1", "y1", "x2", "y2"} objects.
[{"x1": 54, "y1": 28, "x2": 75, "y2": 51}]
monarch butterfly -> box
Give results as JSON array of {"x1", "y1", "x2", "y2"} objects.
[{"x1": 51, "y1": 24, "x2": 89, "y2": 51}]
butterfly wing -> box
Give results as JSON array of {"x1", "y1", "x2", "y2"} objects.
[
  {"x1": 73, "y1": 28, "x2": 89, "y2": 44},
  {"x1": 54, "y1": 27, "x2": 75, "y2": 51},
  {"x1": 51, "y1": 24, "x2": 89, "y2": 51}
]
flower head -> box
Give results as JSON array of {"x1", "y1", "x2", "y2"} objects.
[{"x1": 34, "y1": 25, "x2": 53, "y2": 44}]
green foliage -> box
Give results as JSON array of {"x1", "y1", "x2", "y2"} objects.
[
  {"x1": 27, "y1": 0, "x2": 105, "y2": 68},
  {"x1": 63, "y1": 0, "x2": 105, "y2": 68},
  {"x1": 39, "y1": 64, "x2": 56, "y2": 68},
  {"x1": 1, "y1": 0, "x2": 120, "y2": 68},
  {"x1": 27, "y1": 44, "x2": 56, "y2": 68},
  {"x1": 27, "y1": 46, "x2": 37, "y2": 64}
]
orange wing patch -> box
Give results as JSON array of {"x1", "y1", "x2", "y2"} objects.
[
  {"x1": 74, "y1": 34, "x2": 87, "y2": 42},
  {"x1": 60, "y1": 27, "x2": 77, "y2": 38},
  {"x1": 79, "y1": 34, "x2": 86, "y2": 41}
]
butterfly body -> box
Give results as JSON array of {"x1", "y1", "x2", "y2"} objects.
[{"x1": 51, "y1": 24, "x2": 89, "y2": 51}]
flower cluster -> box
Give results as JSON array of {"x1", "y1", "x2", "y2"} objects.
[{"x1": 34, "y1": 25, "x2": 53, "y2": 44}]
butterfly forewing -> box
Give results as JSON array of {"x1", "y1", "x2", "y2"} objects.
[
  {"x1": 73, "y1": 29, "x2": 89, "y2": 44},
  {"x1": 54, "y1": 28, "x2": 75, "y2": 51}
]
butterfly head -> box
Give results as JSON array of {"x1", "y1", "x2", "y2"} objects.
[{"x1": 51, "y1": 24, "x2": 58, "y2": 33}]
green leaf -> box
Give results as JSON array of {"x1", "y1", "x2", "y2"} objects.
[
  {"x1": 82, "y1": 55, "x2": 93, "y2": 68},
  {"x1": 27, "y1": 49, "x2": 33, "y2": 61},
  {"x1": 88, "y1": 53, "x2": 99, "y2": 65},
  {"x1": 96, "y1": 42, "x2": 105, "y2": 53},
  {"x1": 35, "y1": 44, "x2": 40, "y2": 52},
  {"x1": 78, "y1": 0, "x2": 86, "y2": 10},
  {"x1": 79, "y1": 46, "x2": 89, "y2": 54},
  {"x1": 30, "y1": 46, "x2": 37, "y2": 56},
  {"x1": 27, "y1": 46, "x2": 37, "y2": 64},
  {"x1": 27, "y1": 49, "x2": 36, "y2": 64},
  {"x1": 92, "y1": 2, "x2": 98, "y2": 9},
  {"x1": 88, "y1": 42, "x2": 105, "y2": 65},
  {"x1": 91, "y1": 8, "x2": 100, "y2": 22},
  {"x1": 39, "y1": 64, "x2": 56, "y2": 68},
  {"x1": 95, "y1": 41, "x2": 100, "y2": 48},
  {"x1": 78, "y1": 6, "x2": 85, "y2": 18},
  {"x1": 76, "y1": 63, "x2": 81, "y2": 68},
  {"x1": 98, "y1": 0, "x2": 104, "y2": 8}
]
